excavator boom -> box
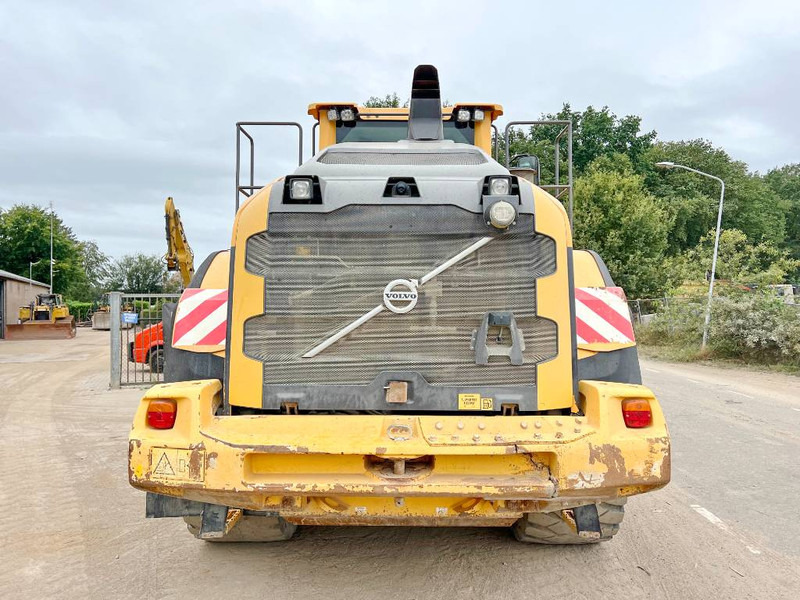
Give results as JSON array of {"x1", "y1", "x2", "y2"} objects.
[{"x1": 164, "y1": 197, "x2": 195, "y2": 288}]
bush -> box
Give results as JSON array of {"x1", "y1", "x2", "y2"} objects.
[
  {"x1": 637, "y1": 293, "x2": 800, "y2": 366},
  {"x1": 710, "y1": 294, "x2": 800, "y2": 364},
  {"x1": 66, "y1": 300, "x2": 92, "y2": 322}
]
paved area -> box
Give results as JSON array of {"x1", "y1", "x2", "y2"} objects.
[{"x1": 1, "y1": 330, "x2": 798, "y2": 599}]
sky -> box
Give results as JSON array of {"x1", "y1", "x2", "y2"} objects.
[{"x1": 1, "y1": 0, "x2": 798, "y2": 263}]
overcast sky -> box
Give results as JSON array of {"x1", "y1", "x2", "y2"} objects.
[{"x1": 1, "y1": 0, "x2": 798, "y2": 263}]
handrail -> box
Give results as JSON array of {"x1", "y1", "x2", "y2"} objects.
[{"x1": 235, "y1": 122, "x2": 304, "y2": 212}]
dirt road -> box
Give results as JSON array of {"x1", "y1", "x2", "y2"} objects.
[{"x1": 1, "y1": 330, "x2": 798, "y2": 599}]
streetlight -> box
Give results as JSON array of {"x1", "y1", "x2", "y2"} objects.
[
  {"x1": 655, "y1": 161, "x2": 726, "y2": 349},
  {"x1": 29, "y1": 259, "x2": 42, "y2": 298}
]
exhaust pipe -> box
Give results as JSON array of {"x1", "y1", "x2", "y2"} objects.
[{"x1": 407, "y1": 64, "x2": 443, "y2": 141}]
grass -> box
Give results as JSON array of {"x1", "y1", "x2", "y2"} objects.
[{"x1": 638, "y1": 343, "x2": 800, "y2": 375}]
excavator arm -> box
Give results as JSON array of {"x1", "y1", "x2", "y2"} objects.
[{"x1": 164, "y1": 197, "x2": 195, "y2": 288}]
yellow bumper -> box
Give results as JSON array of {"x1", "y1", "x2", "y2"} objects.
[{"x1": 129, "y1": 380, "x2": 669, "y2": 526}]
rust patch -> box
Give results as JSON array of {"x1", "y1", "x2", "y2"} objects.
[
  {"x1": 588, "y1": 443, "x2": 627, "y2": 484},
  {"x1": 188, "y1": 448, "x2": 204, "y2": 480}
]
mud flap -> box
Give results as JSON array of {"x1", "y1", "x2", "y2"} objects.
[
  {"x1": 145, "y1": 492, "x2": 205, "y2": 518},
  {"x1": 573, "y1": 504, "x2": 602, "y2": 540},
  {"x1": 199, "y1": 504, "x2": 229, "y2": 539},
  {"x1": 145, "y1": 493, "x2": 231, "y2": 539}
]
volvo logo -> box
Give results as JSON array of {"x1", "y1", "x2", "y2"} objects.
[{"x1": 383, "y1": 279, "x2": 419, "y2": 314}]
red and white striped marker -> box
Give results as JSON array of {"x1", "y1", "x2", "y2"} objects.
[
  {"x1": 575, "y1": 286, "x2": 635, "y2": 345},
  {"x1": 172, "y1": 288, "x2": 228, "y2": 349}
]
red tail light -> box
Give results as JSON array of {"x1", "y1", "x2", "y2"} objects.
[
  {"x1": 147, "y1": 399, "x2": 177, "y2": 429},
  {"x1": 622, "y1": 399, "x2": 652, "y2": 428}
]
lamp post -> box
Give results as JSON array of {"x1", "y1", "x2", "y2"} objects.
[
  {"x1": 29, "y1": 259, "x2": 42, "y2": 298},
  {"x1": 655, "y1": 161, "x2": 725, "y2": 349}
]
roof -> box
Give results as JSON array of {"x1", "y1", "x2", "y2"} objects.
[{"x1": 0, "y1": 269, "x2": 49, "y2": 287}]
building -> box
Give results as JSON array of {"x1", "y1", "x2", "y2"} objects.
[{"x1": 0, "y1": 269, "x2": 51, "y2": 339}]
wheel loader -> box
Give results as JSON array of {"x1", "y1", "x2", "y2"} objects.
[
  {"x1": 7, "y1": 293, "x2": 76, "y2": 340},
  {"x1": 129, "y1": 65, "x2": 670, "y2": 544}
]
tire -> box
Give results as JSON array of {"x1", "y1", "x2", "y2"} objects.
[
  {"x1": 513, "y1": 498, "x2": 626, "y2": 544},
  {"x1": 148, "y1": 347, "x2": 164, "y2": 374},
  {"x1": 184, "y1": 513, "x2": 297, "y2": 543}
]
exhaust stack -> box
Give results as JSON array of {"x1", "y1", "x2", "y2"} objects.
[{"x1": 407, "y1": 65, "x2": 443, "y2": 141}]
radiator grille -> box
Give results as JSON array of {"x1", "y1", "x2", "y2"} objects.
[{"x1": 244, "y1": 207, "x2": 558, "y2": 386}]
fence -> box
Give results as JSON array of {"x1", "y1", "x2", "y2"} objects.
[
  {"x1": 109, "y1": 291, "x2": 181, "y2": 388},
  {"x1": 627, "y1": 297, "x2": 672, "y2": 325}
]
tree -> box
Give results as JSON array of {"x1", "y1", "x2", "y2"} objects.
[
  {"x1": 671, "y1": 228, "x2": 798, "y2": 288},
  {"x1": 503, "y1": 104, "x2": 657, "y2": 180},
  {"x1": 644, "y1": 140, "x2": 786, "y2": 253},
  {"x1": 0, "y1": 204, "x2": 88, "y2": 297},
  {"x1": 106, "y1": 254, "x2": 167, "y2": 294},
  {"x1": 363, "y1": 93, "x2": 403, "y2": 108},
  {"x1": 66, "y1": 240, "x2": 112, "y2": 301},
  {"x1": 765, "y1": 163, "x2": 800, "y2": 278},
  {"x1": 573, "y1": 154, "x2": 671, "y2": 297}
]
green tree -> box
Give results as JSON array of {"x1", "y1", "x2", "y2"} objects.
[
  {"x1": 765, "y1": 163, "x2": 800, "y2": 278},
  {"x1": 363, "y1": 93, "x2": 403, "y2": 108},
  {"x1": 66, "y1": 240, "x2": 112, "y2": 301},
  {"x1": 671, "y1": 229, "x2": 798, "y2": 288},
  {"x1": 107, "y1": 254, "x2": 166, "y2": 293},
  {"x1": 573, "y1": 154, "x2": 671, "y2": 297},
  {"x1": 644, "y1": 140, "x2": 786, "y2": 253},
  {"x1": 0, "y1": 204, "x2": 89, "y2": 297},
  {"x1": 503, "y1": 104, "x2": 657, "y2": 180}
]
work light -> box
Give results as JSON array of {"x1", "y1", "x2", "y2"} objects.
[
  {"x1": 290, "y1": 178, "x2": 313, "y2": 200},
  {"x1": 473, "y1": 108, "x2": 485, "y2": 121},
  {"x1": 340, "y1": 108, "x2": 356, "y2": 122},
  {"x1": 488, "y1": 177, "x2": 511, "y2": 196},
  {"x1": 456, "y1": 109, "x2": 471, "y2": 122},
  {"x1": 327, "y1": 108, "x2": 339, "y2": 121}
]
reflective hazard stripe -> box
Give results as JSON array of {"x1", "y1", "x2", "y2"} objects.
[
  {"x1": 574, "y1": 287, "x2": 635, "y2": 345},
  {"x1": 172, "y1": 288, "x2": 228, "y2": 349}
]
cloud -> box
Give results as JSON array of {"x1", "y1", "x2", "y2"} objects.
[{"x1": 1, "y1": 0, "x2": 798, "y2": 261}]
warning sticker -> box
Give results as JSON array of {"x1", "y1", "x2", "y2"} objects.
[
  {"x1": 458, "y1": 394, "x2": 494, "y2": 411},
  {"x1": 150, "y1": 448, "x2": 204, "y2": 482}
]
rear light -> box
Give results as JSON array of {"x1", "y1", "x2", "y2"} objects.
[
  {"x1": 147, "y1": 399, "x2": 177, "y2": 429},
  {"x1": 621, "y1": 399, "x2": 652, "y2": 428}
]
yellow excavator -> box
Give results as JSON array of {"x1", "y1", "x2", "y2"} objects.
[{"x1": 164, "y1": 197, "x2": 194, "y2": 288}]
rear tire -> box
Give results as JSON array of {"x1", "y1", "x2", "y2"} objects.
[
  {"x1": 513, "y1": 498, "x2": 626, "y2": 544},
  {"x1": 184, "y1": 513, "x2": 297, "y2": 542}
]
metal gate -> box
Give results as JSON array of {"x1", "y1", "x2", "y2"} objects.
[{"x1": 109, "y1": 292, "x2": 181, "y2": 388}]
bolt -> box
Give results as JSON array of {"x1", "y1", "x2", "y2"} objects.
[
  {"x1": 556, "y1": 419, "x2": 563, "y2": 427},
  {"x1": 574, "y1": 427, "x2": 581, "y2": 434},
  {"x1": 495, "y1": 434, "x2": 503, "y2": 442},
  {"x1": 428, "y1": 436, "x2": 437, "y2": 442},
  {"x1": 575, "y1": 417, "x2": 583, "y2": 424},
  {"x1": 535, "y1": 421, "x2": 542, "y2": 429},
  {"x1": 521, "y1": 422, "x2": 529, "y2": 429},
  {"x1": 555, "y1": 431, "x2": 563, "y2": 439},
  {"x1": 473, "y1": 434, "x2": 480, "y2": 442},
  {"x1": 534, "y1": 433, "x2": 542, "y2": 439},
  {"x1": 478, "y1": 422, "x2": 486, "y2": 430},
  {"x1": 457, "y1": 421, "x2": 465, "y2": 430},
  {"x1": 435, "y1": 421, "x2": 443, "y2": 430}
]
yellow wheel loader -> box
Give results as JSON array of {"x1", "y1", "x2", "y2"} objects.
[
  {"x1": 7, "y1": 293, "x2": 76, "y2": 340},
  {"x1": 129, "y1": 65, "x2": 669, "y2": 543}
]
